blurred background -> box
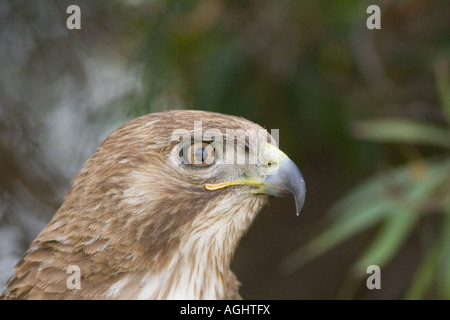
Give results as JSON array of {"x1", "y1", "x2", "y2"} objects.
[{"x1": 1, "y1": 0, "x2": 449, "y2": 299}]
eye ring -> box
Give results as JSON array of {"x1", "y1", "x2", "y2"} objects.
[{"x1": 180, "y1": 141, "x2": 216, "y2": 167}]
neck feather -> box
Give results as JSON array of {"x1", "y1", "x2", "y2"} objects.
[{"x1": 112, "y1": 196, "x2": 265, "y2": 299}]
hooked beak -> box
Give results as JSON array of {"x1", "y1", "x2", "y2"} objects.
[
  {"x1": 261, "y1": 156, "x2": 306, "y2": 216},
  {"x1": 205, "y1": 143, "x2": 306, "y2": 216}
]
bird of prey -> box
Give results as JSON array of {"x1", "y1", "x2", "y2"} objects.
[{"x1": 1, "y1": 110, "x2": 305, "y2": 300}]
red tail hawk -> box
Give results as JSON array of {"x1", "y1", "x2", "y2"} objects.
[{"x1": 1, "y1": 110, "x2": 305, "y2": 299}]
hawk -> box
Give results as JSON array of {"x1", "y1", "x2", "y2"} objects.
[{"x1": 1, "y1": 110, "x2": 306, "y2": 300}]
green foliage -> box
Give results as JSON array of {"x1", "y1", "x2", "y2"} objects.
[
  {"x1": 354, "y1": 119, "x2": 450, "y2": 149},
  {"x1": 112, "y1": 0, "x2": 450, "y2": 298},
  {"x1": 281, "y1": 64, "x2": 450, "y2": 299}
]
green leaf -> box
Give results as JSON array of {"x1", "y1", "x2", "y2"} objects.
[
  {"x1": 437, "y1": 202, "x2": 450, "y2": 299},
  {"x1": 279, "y1": 199, "x2": 391, "y2": 275},
  {"x1": 435, "y1": 59, "x2": 450, "y2": 126},
  {"x1": 353, "y1": 207, "x2": 418, "y2": 274},
  {"x1": 405, "y1": 245, "x2": 439, "y2": 300},
  {"x1": 280, "y1": 159, "x2": 450, "y2": 275},
  {"x1": 279, "y1": 172, "x2": 395, "y2": 274},
  {"x1": 407, "y1": 201, "x2": 450, "y2": 300},
  {"x1": 353, "y1": 119, "x2": 450, "y2": 149}
]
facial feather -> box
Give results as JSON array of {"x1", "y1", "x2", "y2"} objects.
[{"x1": 1, "y1": 110, "x2": 292, "y2": 300}]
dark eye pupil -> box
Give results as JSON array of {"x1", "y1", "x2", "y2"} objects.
[{"x1": 195, "y1": 147, "x2": 207, "y2": 162}]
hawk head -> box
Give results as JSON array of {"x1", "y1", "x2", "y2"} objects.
[{"x1": 2, "y1": 110, "x2": 305, "y2": 299}]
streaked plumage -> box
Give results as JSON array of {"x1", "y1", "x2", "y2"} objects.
[{"x1": 1, "y1": 110, "x2": 305, "y2": 300}]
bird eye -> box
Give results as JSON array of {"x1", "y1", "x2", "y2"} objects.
[{"x1": 181, "y1": 142, "x2": 216, "y2": 167}]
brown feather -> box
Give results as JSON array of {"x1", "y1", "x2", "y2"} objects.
[{"x1": 1, "y1": 110, "x2": 272, "y2": 300}]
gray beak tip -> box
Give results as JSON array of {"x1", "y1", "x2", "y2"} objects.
[
  {"x1": 263, "y1": 157, "x2": 306, "y2": 216},
  {"x1": 292, "y1": 175, "x2": 306, "y2": 216},
  {"x1": 295, "y1": 181, "x2": 306, "y2": 216}
]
